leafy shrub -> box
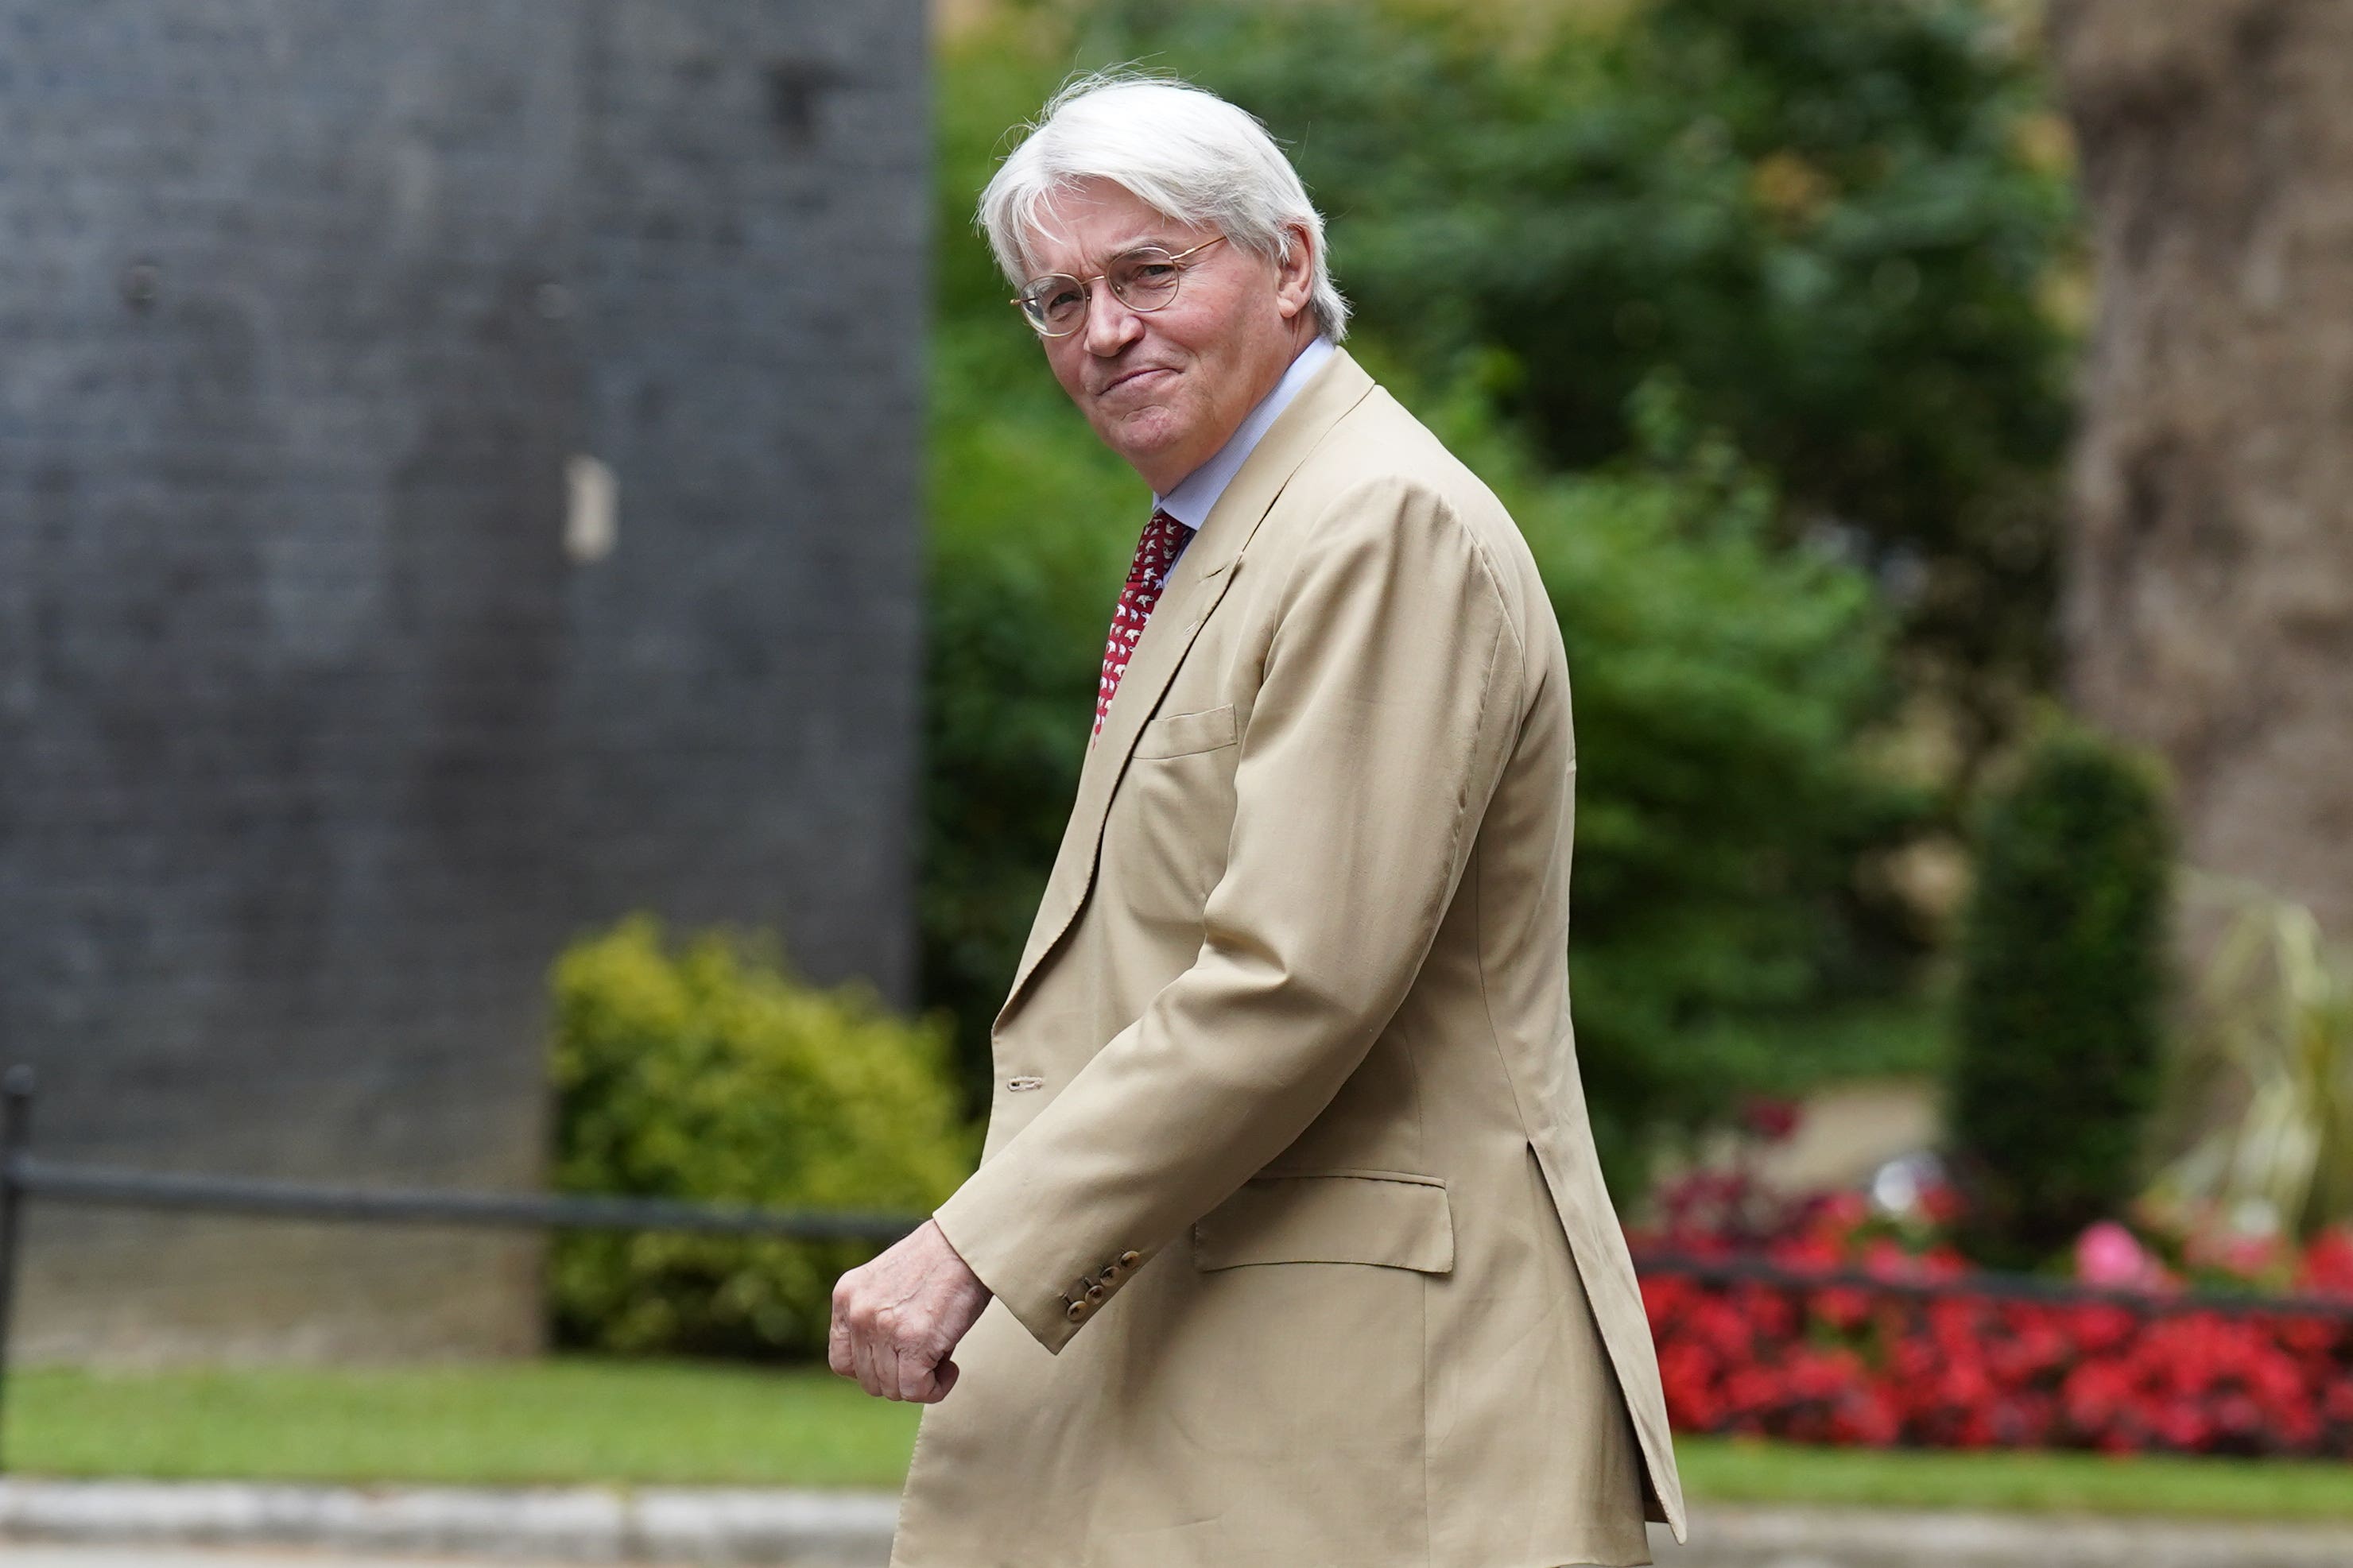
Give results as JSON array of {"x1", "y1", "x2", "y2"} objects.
[
  {"x1": 548, "y1": 916, "x2": 976, "y2": 1358},
  {"x1": 1948, "y1": 729, "x2": 2173, "y2": 1265}
]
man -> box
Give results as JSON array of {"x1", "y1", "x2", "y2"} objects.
[{"x1": 830, "y1": 72, "x2": 1686, "y2": 1567}]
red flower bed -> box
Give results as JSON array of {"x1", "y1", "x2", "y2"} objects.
[{"x1": 1633, "y1": 1177, "x2": 2353, "y2": 1457}]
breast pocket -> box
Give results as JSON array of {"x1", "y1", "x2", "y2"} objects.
[
  {"x1": 1107, "y1": 703, "x2": 1239, "y2": 927},
  {"x1": 1133, "y1": 702, "x2": 1238, "y2": 760}
]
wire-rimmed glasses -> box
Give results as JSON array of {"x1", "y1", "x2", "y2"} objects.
[{"x1": 1011, "y1": 235, "x2": 1229, "y2": 338}]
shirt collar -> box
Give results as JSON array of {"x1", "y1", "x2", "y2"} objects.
[{"x1": 1153, "y1": 335, "x2": 1338, "y2": 531}]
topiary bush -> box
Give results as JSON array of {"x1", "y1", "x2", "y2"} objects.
[
  {"x1": 1948, "y1": 729, "x2": 2173, "y2": 1266},
  {"x1": 547, "y1": 916, "x2": 976, "y2": 1359}
]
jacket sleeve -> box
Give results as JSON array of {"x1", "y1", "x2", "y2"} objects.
[{"x1": 930, "y1": 474, "x2": 1528, "y2": 1352}]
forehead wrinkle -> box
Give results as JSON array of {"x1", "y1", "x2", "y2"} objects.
[{"x1": 1021, "y1": 182, "x2": 1198, "y2": 277}]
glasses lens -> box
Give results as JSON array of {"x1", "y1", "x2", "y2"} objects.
[
  {"x1": 1021, "y1": 275, "x2": 1087, "y2": 334},
  {"x1": 1110, "y1": 249, "x2": 1184, "y2": 312}
]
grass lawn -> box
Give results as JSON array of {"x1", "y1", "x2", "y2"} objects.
[
  {"x1": 11, "y1": 1357, "x2": 2351, "y2": 1520},
  {"x1": 10, "y1": 1358, "x2": 921, "y2": 1489},
  {"x1": 1677, "y1": 1435, "x2": 2353, "y2": 1522}
]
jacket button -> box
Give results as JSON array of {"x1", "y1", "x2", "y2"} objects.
[
  {"x1": 1065, "y1": 1300, "x2": 1087, "y2": 1322},
  {"x1": 1099, "y1": 1264, "x2": 1119, "y2": 1282},
  {"x1": 1085, "y1": 1282, "x2": 1107, "y2": 1303},
  {"x1": 1118, "y1": 1250, "x2": 1142, "y2": 1268}
]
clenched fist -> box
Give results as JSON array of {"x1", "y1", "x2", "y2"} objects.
[{"x1": 828, "y1": 1218, "x2": 994, "y2": 1403}]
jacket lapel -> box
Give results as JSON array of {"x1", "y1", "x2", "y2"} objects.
[{"x1": 994, "y1": 348, "x2": 1378, "y2": 1036}]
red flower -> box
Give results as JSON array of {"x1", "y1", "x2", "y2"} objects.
[
  {"x1": 1634, "y1": 1256, "x2": 2353, "y2": 1459},
  {"x1": 1739, "y1": 1095, "x2": 1803, "y2": 1144},
  {"x1": 2295, "y1": 1227, "x2": 2353, "y2": 1299}
]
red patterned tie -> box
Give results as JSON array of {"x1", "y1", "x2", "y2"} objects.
[{"x1": 1093, "y1": 507, "x2": 1195, "y2": 740}]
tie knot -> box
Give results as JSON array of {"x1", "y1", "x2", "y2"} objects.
[{"x1": 1130, "y1": 508, "x2": 1192, "y2": 592}]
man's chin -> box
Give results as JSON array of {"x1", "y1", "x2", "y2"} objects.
[{"x1": 1097, "y1": 408, "x2": 1188, "y2": 466}]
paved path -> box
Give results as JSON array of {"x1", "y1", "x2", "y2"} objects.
[
  {"x1": 11, "y1": 1481, "x2": 2353, "y2": 1567},
  {"x1": 0, "y1": 1479, "x2": 899, "y2": 1564},
  {"x1": 8, "y1": 1551, "x2": 576, "y2": 1568}
]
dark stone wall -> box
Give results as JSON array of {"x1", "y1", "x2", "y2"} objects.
[{"x1": 0, "y1": 0, "x2": 924, "y2": 1361}]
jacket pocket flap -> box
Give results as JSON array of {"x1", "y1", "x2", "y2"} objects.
[
  {"x1": 1134, "y1": 703, "x2": 1238, "y2": 760},
  {"x1": 1192, "y1": 1171, "x2": 1453, "y2": 1274}
]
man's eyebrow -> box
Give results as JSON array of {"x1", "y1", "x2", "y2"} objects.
[
  {"x1": 1087, "y1": 234, "x2": 1182, "y2": 265},
  {"x1": 1025, "y1": 234, "x2": 1183, "y2": 279}
]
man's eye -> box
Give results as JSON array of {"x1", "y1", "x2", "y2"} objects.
[
  {"x1": 1127, "y1": 263, "x2": 1178, "y2": 281},
  {"x1": 1038, "y1": 285, "x2": 1083, "y2": 313}
]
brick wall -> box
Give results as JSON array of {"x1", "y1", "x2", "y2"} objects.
[{"x1": 0, "y1": 0, "x2": 924, "y2": 1361}]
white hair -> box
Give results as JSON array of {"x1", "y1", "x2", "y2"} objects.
[{"x1": 977, "y1": 70, "x2": 1351, "y2": 342}]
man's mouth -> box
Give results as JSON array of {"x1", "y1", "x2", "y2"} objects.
[{"x1": 1097, "y1": 365, "x2": 1176, "y2": 397}]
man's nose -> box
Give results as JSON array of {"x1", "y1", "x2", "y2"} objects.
[{"x1": 1080, "y1": 281, "x2": 1143, "y2": 355}]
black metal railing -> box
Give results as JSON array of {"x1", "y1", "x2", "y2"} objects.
[
  {"x1": 1629, "y1": 1245, "x2": 2353, "y2": 1323},
  {"x1": 0, "y1": 1066, "x2": 925, "y2": 1472},
  {"x1": 8, "y1": 1061, "x2": 2351, "y2": 1473}
]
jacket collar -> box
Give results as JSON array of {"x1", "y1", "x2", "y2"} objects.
[{"x1": 994, "y1": 347, "x2": 1379, "y2": 1036}]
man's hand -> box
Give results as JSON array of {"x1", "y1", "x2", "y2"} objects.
[{"x1": 828, "y1": 1218, "x2": 993, "y2": 1403}]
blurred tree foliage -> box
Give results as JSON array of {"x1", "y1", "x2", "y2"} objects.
[
  {"x1": 1431, "y1": 373, "x2": 1925, "y2": 1183},
  {"x1": 925, "y1": 0, "x2": 2068, "y2": 1187},
  {"x1": 549, "y1": 917, "x2": 975, "y2": 1357},
  {"x1": 1083, "y1": 0, "x2": 2080, "y2": 750}
]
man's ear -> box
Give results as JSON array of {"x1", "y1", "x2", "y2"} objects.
[{"x1": 1276, "y1": 222, "x2": 1316, "y2": 319}]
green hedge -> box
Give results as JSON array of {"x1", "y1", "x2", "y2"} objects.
[
  {"x1": 547, "y1": 916, "x2": 976, "y2": 1358},
  {"x1": 1948, "y1": 729, "x2": 2173, "y2": 1266}
]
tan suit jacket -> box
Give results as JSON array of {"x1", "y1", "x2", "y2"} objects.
[{"x1": 894, "y1": 349, "x2": 1686, "y2": 1567}]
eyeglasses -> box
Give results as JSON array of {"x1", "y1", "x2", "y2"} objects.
[{"x1": 1011, "y1": 235, "x2": 1229, "y2": 338}]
